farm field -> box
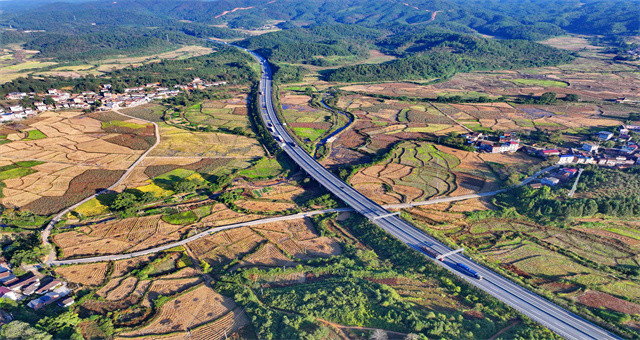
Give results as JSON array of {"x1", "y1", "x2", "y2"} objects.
[
  {"x1": 0, "y1": 110, "x2": 153, "y2": 215},
  {"x1": 183, "y1": 90, "x2": 252, "y2": 133},
  {"x1": 53, "y1": 214, "x2": 191, "y2": 258},
  {"x1": 320, "y1": 93, "x2": 465, "y2": 169},
  {"x1": 349, "y1": 142, "x2": 497, "y2": 204},
  {"x1": 151, "y1": 123, "x2": 263, "y2": 158},
  {"x1": 122, "y1": 284, "x2": 240, "y2": 337},
  {"x1": 407, "y1": 204, "x2": 640, "y2": 336},
  {"x1": 111, "y1": 156, "x2": 242, "y2": 194},
  {"x1": 280, "y1": 93, "x2": 334, "y2": 144},
  {"x1": 337, "y1": 45, "x2": 637, "y2": 135},
  {"x1": 189, "y1": 217, "x2": 341, "y2": 269},
  {"x1": 29, "y1": 45, "x2": 214, "y2": 79}
]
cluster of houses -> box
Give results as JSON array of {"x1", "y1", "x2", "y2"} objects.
[
  {"x1": 531, "y1": 167, "x2": 581, "y2": 188},
  {"x1": 464, "y1": 126, "x2": 640, "y2": 168},
  {"x1": 0, "y1": 261, "x2": 73, "y2": 310},
  {"x1": 530, "y1": 126, "x2": 640, "y2": 167},
  {"x1": 1, "y1": 78, "x2": 228, "y2": 123},
  {"x1": 463, "y1": 132, "x2": 521, "y2": 154}
]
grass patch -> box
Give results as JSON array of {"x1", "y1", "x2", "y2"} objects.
[
  {"x1": 25, "y1": 129, "x2": 47, "y2": 140},
  {"x1": 292, "y1": 127, "x2": 326, "y2": 141},
  {"x1": 404, "y1": 125, "x2": 450, "y2": 133},
  {"x1": 162, "y1": 211, "x2": 198, "y2": 225},
  {"x1": 135, "y1": 183, "x2": 174, "y2": 198},
  {"x1": 503, "y1": 79, "x2": 568, "y2": 87},
  {"x1": 604, "y1": 227, "x2": 640, "y2": 241},
  {"x1": 238, "y1": 157, "x2": 283, "y2": 179},
  {"x1": 101, "y1": 120, "x2": 147, "y2": 130},
  {"x1": 154, "y1": 169, "x2": 195, "y2": 183},
  {"x1": 0, "y1": 167, "x2": 36, "y2": 181},
  {"x1": 73, "y1": 197, "x2": 109, "y2": 217}
]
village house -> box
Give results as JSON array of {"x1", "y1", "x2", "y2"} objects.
[
  {"x1": 22, "y1": 281, "x2": 40, "y2": 296},
  {"x1": 620, "y1": 144, "x2": 638, "y2": 154},
  {"x1": 597, "y1": 131, "x2": 614, "y2": 141},
  {"x1": 35, "y1": 279, "x2": 62, "y2": 295},
  {"x1": 538, "y1": 149, "x2": 560, "y2": 158},
  {"x1": 0, "y1": 287, "x2": 22, "y2": 301},
  {"x1": 462, "y1": 132, "x2": 484, "y2": 142},
  {"x1": 5, "y1": 92, "x2": 26, "y2": 100},
  {"x1": 582, "y1": 143, "x2": 599, "y2": 153},
  {"x1": 7, "y1": 275, "x2": 39, "y2": 292},
  {"x1": 557, "y1": 154, "x2": 575, "y2": 164},
  {"x1": 27, "y1": 291, "x2": 62, "y2": 310},
  {"x1": 541, "y1": 177, "x2": 560, "y2": 186},
  {"x1": 58, "y1": 296, "x2": 74, "y2": 308}
]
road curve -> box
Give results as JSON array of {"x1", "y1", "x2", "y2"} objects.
[
  {"x1": 244, "y1": 47, "x2": 619, "y2": 340},
  {"x1": 49, "y1": 208, "x2": 351, "y2": 266},
  {"x1": 42, "y1": 109, "x2": 161, "y2": 265}
]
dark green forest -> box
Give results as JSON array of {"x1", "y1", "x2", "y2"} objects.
[
  {"x1": 1, "y1": 0, "x2": 638, "y2": 62},
  {"x1": 327, "y1": 33, "x2": 574, "y2": 82},
  {"x1": 496, "y1": 167, "x2": 640, "y2": 222}
]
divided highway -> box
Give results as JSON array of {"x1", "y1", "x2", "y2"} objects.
[{"x1": 244, "y1": 47, "x2": 620, "y2": 340}]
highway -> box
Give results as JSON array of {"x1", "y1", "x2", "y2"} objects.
[{"x1": 244, "y1": 47, "x2": 620, "y2": 340}]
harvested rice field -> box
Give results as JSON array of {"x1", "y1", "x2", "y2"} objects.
[
  {"x1": 0, "y1": 110, "x2": 153, "y2": 214},
  {"x1": 349, "y1": 141, "x2": 496, "y2": 204}
]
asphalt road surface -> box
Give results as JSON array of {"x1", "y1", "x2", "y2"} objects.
[{"x1": 245, "y1": 47, "x2": 620, "y2": 340}]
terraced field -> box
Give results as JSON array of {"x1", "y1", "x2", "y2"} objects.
[{"x1": 350, "y1": 142, "x2": 496, "y2": 204}]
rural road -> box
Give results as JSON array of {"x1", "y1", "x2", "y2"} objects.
[
  {"x1": 48, "y1": 208, "x2": 351, "y2": 266},
  {"x1": 42, "y1": 109, "x2": 161, "y2": 265},
  {"x1": 44, "y1": 162, "x2": 558, "y2": 265},
  {"x1": 245, "y1": 46, "x2": 618, "y2": 340},
  {"x1": 40, "y1": 40, "x2": 614, "y2": 339}
]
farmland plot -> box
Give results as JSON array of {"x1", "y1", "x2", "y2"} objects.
[
  {"x1": 55, "y1": 262, "x2": 109, "y2": 286},
  {"x1": 0, "y1": 110, "x2": 152, "y2": 214},
  {"x1": 151, "y1": 124, "x2": 264, "y2": 159},
  {"x1": 124, "y1": 284, "x2": 236, "y2": 337},
  {"x1": 349, "y1": 142, "x2": 492, "y2": 204},
  {"x1": 53, "y1": 214, "x2": 190, "y2": 258}
]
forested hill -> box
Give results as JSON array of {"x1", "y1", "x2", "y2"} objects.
[
  {"x1": 326, "y1": 35, "x2": 574, "y2": 82},
  {"x1": 2, "y1": 0, "x2": 639, "y2": 42}
]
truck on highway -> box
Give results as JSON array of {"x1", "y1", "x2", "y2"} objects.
[
  {"x1": 456, "y1": 262, "x2": 483, "y2": 280},
  {"x1": 421, "y1": 245, "x2": 442, "y2": 260},
  {"x1": 274, "y1": 135, "x2": 283, "y2": 142}
]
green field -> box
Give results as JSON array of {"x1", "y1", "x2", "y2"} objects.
[
  {"x1": 72, "y1": 197, "x2": 109, "y2": 217},
  {"x1": 0, "y1": 161, "x2": 44, "y2": 181},
  {"x1": 101, "y1": 120, "x2": 147, "y2": 130},
  {"x1": 184, "y1": 99, "x2": 251, "y2": 132},
  {"x1": 162, "y1": 211, "x2": 198, "y2": 225},
  {"x1": 25, "y1": 129, "x2": 47, "y2": 140},
  {"x1": 292, "y1": 127, "x2": 327, "y2": 141},
  {"x1": 238, "y1": 157, "x2": 283, "y2": 179},
  {"x1": 504, "y1": 78, "x2": 569, "y2": 87}
]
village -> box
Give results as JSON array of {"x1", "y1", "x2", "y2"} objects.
[
  {"x1": 463, "y1": 125, "x2": 640, "y2": 187},
  {"x1": 0, "y1": 78, "x2": 228, "y2": 123},
  {"x1": 0, "y1": 257, "x2": 74, "y2": 328}
]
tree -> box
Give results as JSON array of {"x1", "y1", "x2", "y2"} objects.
[
  {"x1": 138, "y1": 191, "x2": 157, "y2": 204},
  {"x1": 43, "y1": 96, "x2": 56, "y2": 106},
  {"x1": 110, "y1": 192, "x2": 138, "y2": 211},
  {"x1": 539, "y1": 92, "x2": 557, "y2": 104},
  {"x1": 564, "y1": 93, "x2": 579, "y2": 101},
  {"x1": 370, "y1": 329, "x2": 388, "y2": 340},
  {"x1": 1, "y1": 321, "x2": 52, "y2": 340},
  {"x1": 174, "y1": 180, "x2": 198, "y2": 193},
  {"x1": 37, "y1": 312, "x2": 82, "y2": 339}
]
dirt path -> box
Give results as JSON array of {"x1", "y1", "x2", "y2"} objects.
[
  {"x1": 214, "y1": 6, "x2": 254, "y2": 19},
  {"x1": 489, "y1": 320, "x2": 521, "y2": 340},
  {"x1": 42, "y1": 109, "x2": 161, "y2": 265},
  {"x1": 318, "y1": 318, "x2": 408, "y2": 337}
]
